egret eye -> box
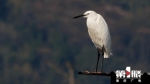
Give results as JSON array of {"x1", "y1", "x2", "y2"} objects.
[{"x1": 86, "y1": 13, "x2": 89, "y2": 15}]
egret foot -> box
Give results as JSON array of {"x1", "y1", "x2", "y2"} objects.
[{"x1": 85, "y1": 70, "x2": 90, "y2": 73}]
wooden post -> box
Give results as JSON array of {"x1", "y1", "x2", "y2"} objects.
[{"x1": 78, "y1": 71, "x2": 114, "y2": 76}]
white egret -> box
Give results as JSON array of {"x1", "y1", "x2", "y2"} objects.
[{"x1": 73, "y1": 10, "x2": 112, "y2": 72}]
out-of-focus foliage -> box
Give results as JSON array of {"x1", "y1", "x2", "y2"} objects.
[{"x1": 0, "y1": 0, "x2": 150, "y2": 84}]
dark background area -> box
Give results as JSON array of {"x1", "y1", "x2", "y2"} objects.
[{"x1": 0, "y1": 0, "x2": 150, "y2": 84}]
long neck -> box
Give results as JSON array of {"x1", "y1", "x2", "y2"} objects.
[{"x1": 86, "y1": 14, "x2": 98, "y2": 29}]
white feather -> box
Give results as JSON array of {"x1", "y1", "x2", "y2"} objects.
[{"x1": 84, "y1": 10, "x2": 112, "y2": 58}]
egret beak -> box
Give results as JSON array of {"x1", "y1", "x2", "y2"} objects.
[{"x1": 73, "y1": 15, "x2": 85, "y2": 19}]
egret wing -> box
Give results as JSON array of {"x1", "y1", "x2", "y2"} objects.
[{"x1": 97, "y1": 14, "x2": 112, "y2": 56}]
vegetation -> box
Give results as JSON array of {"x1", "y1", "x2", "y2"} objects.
[{"x1": 0, "y1": 0, "x2": 150, "y2": 84}]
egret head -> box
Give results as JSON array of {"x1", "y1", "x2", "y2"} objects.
[
  {"x1": 73, "y1": 10, "x2": 97, "y2": 19},
  {"x1": 83, "y1": 10, "x2": 97, "y2": 18}
]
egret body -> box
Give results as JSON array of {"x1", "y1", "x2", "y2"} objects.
[{"x1": 73, "y1": 10, "x2": 112, "y2": 72}]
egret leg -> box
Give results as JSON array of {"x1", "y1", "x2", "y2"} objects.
[
  {"x1": 95, "y1": 49, "x2": 100, "y2": 72},
  {"x1": 100, "y1": 55, "x2": 104, "y2": 72}
]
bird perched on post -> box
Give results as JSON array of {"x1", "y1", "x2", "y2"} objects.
[{"x1": 73, "y1": 10, "x2": 112, "y2": 73}]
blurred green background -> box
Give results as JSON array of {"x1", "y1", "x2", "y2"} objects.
[{"x1": 0, "y1": 0, "x2": 150, "y2": 84}]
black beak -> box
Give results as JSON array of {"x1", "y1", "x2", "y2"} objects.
[{"x1": 73, "y1": 15, "x2": 85, "y2": 19}]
